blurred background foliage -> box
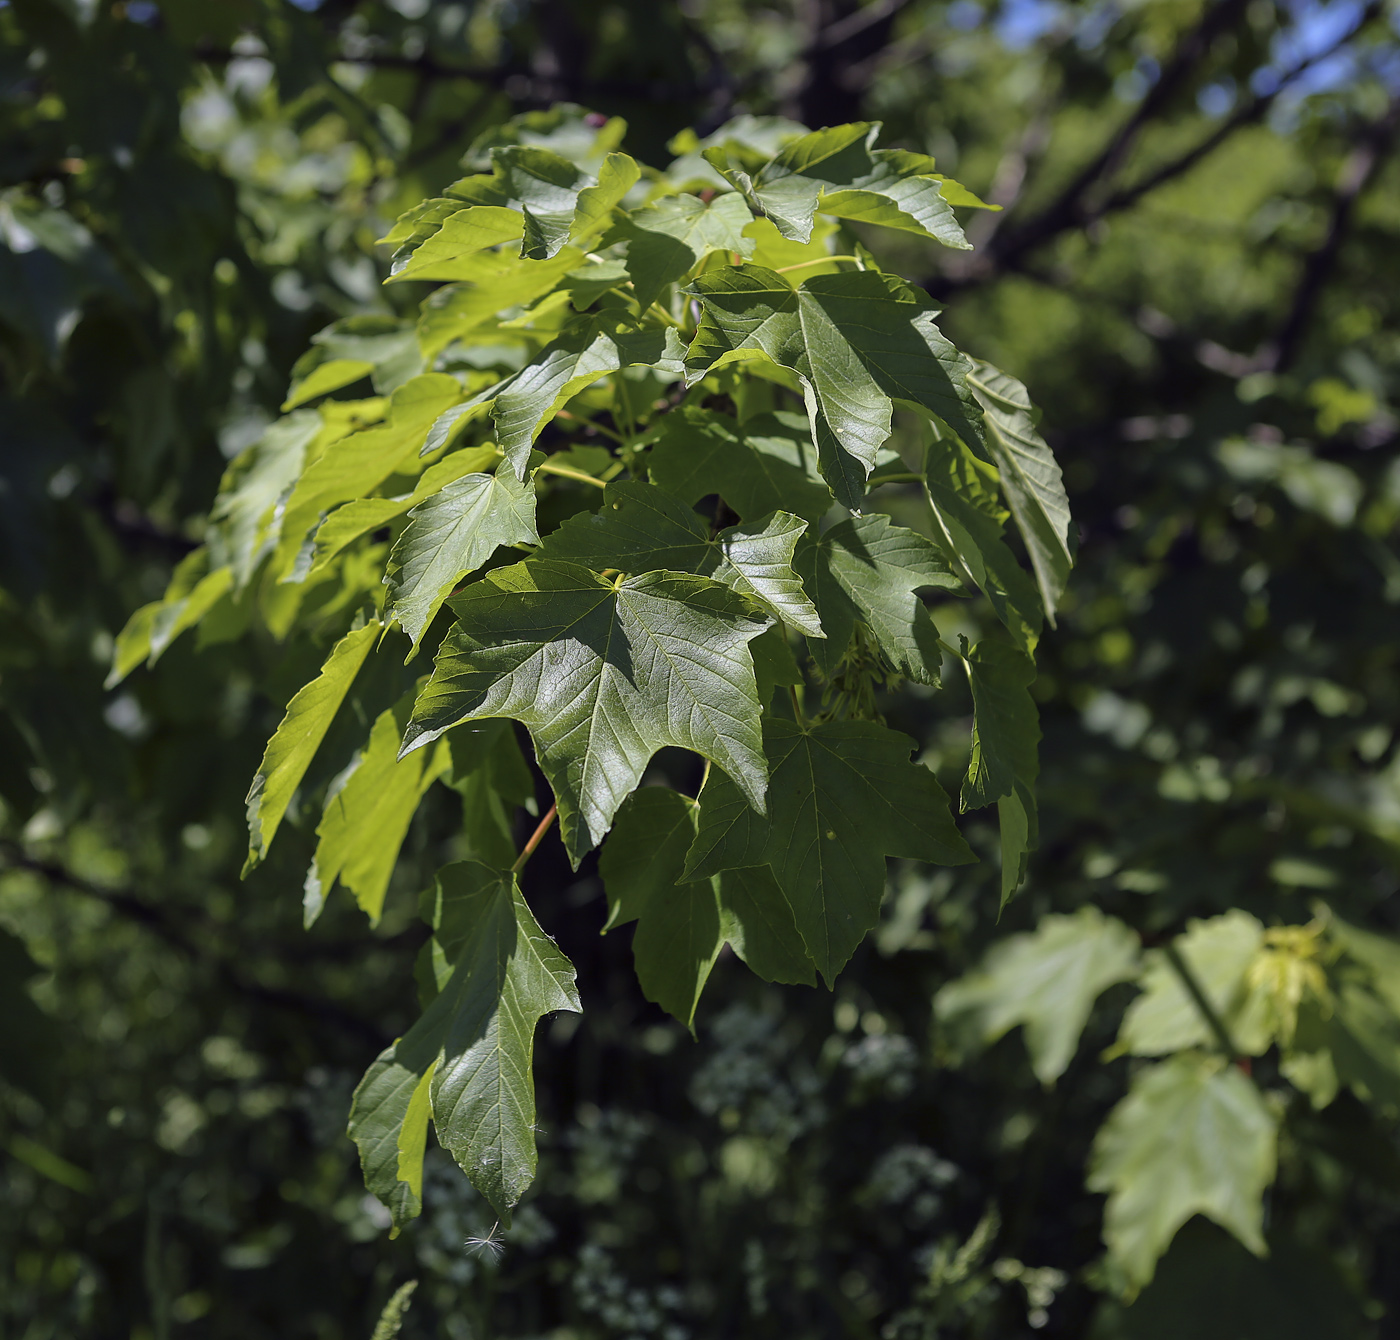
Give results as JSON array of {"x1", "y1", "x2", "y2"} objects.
[{"x1": 2, "y1": 0, "x2": 1399, "y2": 1335}]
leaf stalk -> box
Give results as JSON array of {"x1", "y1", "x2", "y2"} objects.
[{"x1": 512, "y1": 804, "x2": 558, "y2": 873}]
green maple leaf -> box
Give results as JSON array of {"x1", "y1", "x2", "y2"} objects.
[
  {"x1": 599, "y1": 787, "x2": 725, "y2": 1029},
  {"x1": 1088, "y1": 1053, "x2": 1278, "y2": 1293},
  {"x1": 563, "y1": 257, "x2": 632, "y2": 310},
  {"x1": 388, "y1": 148, "x2": 639, "y2": 271},
  {"x1": 274, "y1": 375, "x2": 466, "y2": 578},
  {"x1": 207, "y1": 410, "x2": 321, "y2": 587},
  {"x1": 106, "y1": 547, "x2": 233, "y2": 686},
  {"x1": 303, "y1": 444, "x2": 502, "y2": 579},
  {"x1": 282, "y1": 356, "x2": 375, "y2": 410},
  {"x1": 386, "y1": 205, "x2": 526, "y2": 282},
  {"x1": 957, "y1": 637, "x2": 1040, "y2": 905},
  {"x1": 796, "y1": 512, "x2": 961, "y2": 683},
  {"x1": 303, "y1": 691, "x2": 453, "y2": 928},
  {"x1": 968, "y1": 361, "x2": 1074, "y2": 622},
  {"x1": 684, "y1": 718, "x2": 972, "y2": 983},
  {"x1": 923, "y1": 431, "x2": 1043, "y2": 654},
  {"x1": 401, "y1": 559, "x2": 772, "y2": 864},
  {"x1": 348, "y1": 861, "x2": 580, "y2": 1225},
  {"x1": 444, "y1": 719, "x2": 537, "y2": 869},
  {"x1": 960, "y1": 638, "x2": 1038, "y2": 809},
  {"x1": 684, "y1": 265, "x2": 985, "y2": 507},
  {"x1": 608, "y1": 191, "x2": 756, "y2": 307},
  {"x1": 599, "y1": 786, "x2": 815, "y2": 1027},
  {"x1": 935, "y1": 907, "x2": 1140, "y2": 1084},
  {"x1": 485, "y1": 315, "x2": 686, "y2": 476},
  {"x1": 416, "y1": 250, "x2": 584, "y2": 364},
  {"x1": 705, "y1": 122, "x2": 984, "y2": 248},
  {"x1": 711, "y1": 510, "x2": 823, "y2": 637},
  {"x1": 384, "y1": 463, "x2": 539, "y2": 650},
  {"x1": 535, "y1": 480, "x2": 713, "y2": 571},
  {"x1": 537, "y1": 481, "x2": 821, "y2": 635},
  {"x1": 644, "y1": 407, "x2": 833, "y2": 523},
  {"x1": 304, "y1": 317, "x2": 423, "y2": 394},
  {"x1": 244, "y1": 620, "x2": 380, "y2": 870}
]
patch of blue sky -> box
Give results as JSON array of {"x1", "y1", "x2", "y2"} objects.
[
  {"x1": 990, "y1": 0, "x2": 1129, "y2": 54},
  {"x1": 1255, "y1": 0, "x2": 1369, "y2": 103},
  {"x1": 994, "y1": 0, "x2": 1065, "y2": 49}
]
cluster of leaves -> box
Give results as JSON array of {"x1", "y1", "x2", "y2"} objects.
[
  {"x1": 109, "y1": 104, "x2": 1072, "y2": 1230},
  {"x1": 939, "y1": 902, "x2": 1400, "y2": 1293},
  {"x1": 6, "y1": 0, "x2": 1400, "y2": 1336}
]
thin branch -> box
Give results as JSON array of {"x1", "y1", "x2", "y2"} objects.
[
  {"x1": 1263, "y1": 96, "x2": 1400, "y2": 373},
  {"x1": 1, "y1": 844, "x2": 387, "y2": 1046},
  {"x1": 930, "y1": 0, "x2": 1384, "y2": 295},
  {"x1": 1163, "y1": 941, "x2": 1240, "y2": 1060},
  {"x1": 512, "y1": 804, "x2": 558, "y2": 873},
  {"x1": 989, "y1": 0, "x2": 1250, "y2": 261},
  {"x1": 776, "y1": 254, "x2": 860, "y2": 273},
  {"x1": 818, "y1": 0, "x2": 914, "y2": 50},
  {"x1": 1093, "y1": 0, "x2": 1386, "y2": 222},
  {"x1": 3, "y1": 845, "x2": 198, "y2": 954}
]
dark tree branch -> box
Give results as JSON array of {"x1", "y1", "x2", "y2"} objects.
[
  {"x1": 1263, "y1": 97, "x2": 1400, "y2": 373},
  {"x1": 818, "y1": 0, "x2": 914, "y2": 50},
  {"x1": 930, "y1": 0, "x2": 1385, "y2": 296},
  {"x1": 986, "y1": 0, "x2": 1250, "y2": 260},
  {"x1": 2, "y1": 845, "x2": 199, "y2": 955},
  {"x1": 1, "y1": 844, "x2": 388, "y2": 1046},
  {"x1": 1093, "y1": 0, "x2": 1386, "y2": 221},
  {"x1": 791, "y1": 0, "x2": 912, "y2": 126}
]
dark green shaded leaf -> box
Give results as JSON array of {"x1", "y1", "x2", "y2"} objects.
[
  {"x1": 601, "y1": 787, "x2": 814, "y2": 1022},
  {"x1": 685, "y1": 718, "x2": 972, "y2": 983},
  {"x1": 538, "y1": 481, "x2": 819, "y2": 633},
  {"x1": 644, "y1": 407, "x2": 832, "y2": 523},
  {"x1": 924, "y1": 431, "x2": 1043, "y2": 654},
  {"x1": 968, "y1": 361, "x2": 1073, "y2": 622},
  {"x1": 685, "y1": 265, "x2": 984, "y2": 506},
  {"x1": 796, "y1": 513, "x2": 960, "y2": 682},
  {"x1": 613, "y1": 191, "x2": 755, "y2": 307},
  {"x1": 303, "y1": 691, "x2": 452, "y2": 928}
]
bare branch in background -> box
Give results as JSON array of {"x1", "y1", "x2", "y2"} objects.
[
  {"x1": 980, "y1": 0, "x2": 1252, "y2": 265},
  {"x1": 927, "y1": 0, "x2": 1386, "y2": 296},
  {"x1": 1264, "y1": 96, "x2": 1400, "y2": 373},
  {"x1": 1093, "y1": 0, "x2": 1387, "y2": 221}
]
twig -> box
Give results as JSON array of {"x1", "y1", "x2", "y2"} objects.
[
  {"x1": 998, "y1": 0, "x2": 1251, "y2": 253},
  {"x1": 932, "y1": 0, "x2": 1385, "y2": 297},
  {"x1": 1, "y1": 844, "x2": 387, "y2": 1045},
  {"x1": 1094, "y1": 0, "x2": 1386, "y2": 223},
  {"x1": 1263, "y1": 96, "x2": 1400, "y2": 373},
  {"x1": 1163, "y1": 941, "x2": 1239, "y2": 1060},
  {"x1": 512, "y1": 804, "x2": 558, "y2": 873},
  {"x1": 537, "y1": 460, "x2": 608, "y2": 489},
  {"x1": 776, "y1": 255, "x2": 860, "y2": 273}
]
